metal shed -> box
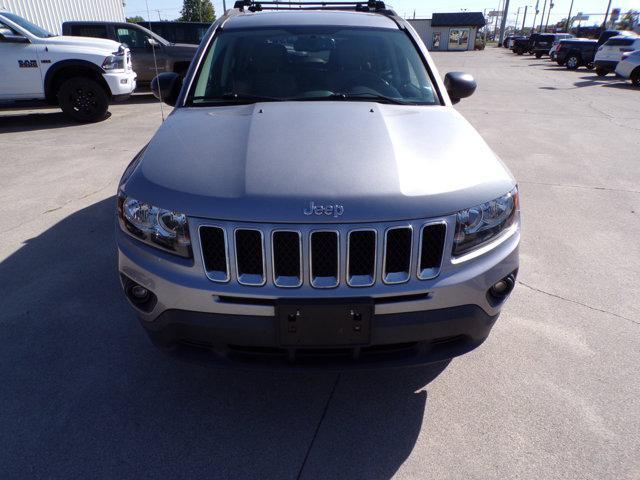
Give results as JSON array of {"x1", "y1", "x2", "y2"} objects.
[
  {"x1": 408, "y1": 12, "x2": 486, "y2": 51},
  {"x1": 0, "y1": 0, "x2": 125, "y2": 35}
]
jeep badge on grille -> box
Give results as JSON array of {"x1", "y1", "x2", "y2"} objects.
[{"x1": 303, "y1": 201, "x2": 344, "y2": 218}]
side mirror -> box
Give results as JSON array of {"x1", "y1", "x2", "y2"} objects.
[
  {"x1": 151, "y1": 72, "x2": 182, "y2": 107},
  {"x1": 0, "y1": 31, "x2": 30, "y2": 43},
  {"x1": 147, "y1": 37, "x2": 159, "y2": 48},
  {"x1": 444, "y1": 72, "x2": 477, "y2": 104}
]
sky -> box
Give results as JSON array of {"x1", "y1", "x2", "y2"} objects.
[{"x1": 124, "y1": 0, "x2": 639, "y2": 27}]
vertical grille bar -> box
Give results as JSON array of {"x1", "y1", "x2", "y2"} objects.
[
  {"x1": 272, "y1": 231, "x2": 302, "y2": 288},
  {"x1": 199, "y1": 226, "x2": 229, "y2": 282},
  {"x1": 235, "y1": 229, "x2": 265, "y2": 286},
  {"x1": 347, "y1": 230, "x2": 376, "y2": 287},
  {"x1": 310, "y1": 231, "x2": 339, "y2": 288},
  {"x1": 383, "y1": 227, "x2": 412, "y2": 284},
  {"x1": 418, "y1": 223, "x2": 447, "y2": 280}
]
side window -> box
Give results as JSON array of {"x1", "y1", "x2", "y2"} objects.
[
  {"x1": 116, "y1": 26, "x2": 149, "y2": 49},
  {"x1": 71, "y1": 24, "x2": 108, "y2": 39}
]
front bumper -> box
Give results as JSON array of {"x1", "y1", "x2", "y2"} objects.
[
  {"x1": 117, "y1": 219, "x2": 519, "y2": 368},
  {"x1": 103, "y1": 70, "x2": 137, "y2": 98}
]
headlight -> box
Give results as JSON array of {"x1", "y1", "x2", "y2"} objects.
[
  {"x1": 453, "y1": 187, "x2": 519, "y2": 257},
  {"x1": 117, "y1": 194, "x2": 192, "y2": 258},
  {"x1": 102, "y1": 54, "x2": 125, "y2": 71}
]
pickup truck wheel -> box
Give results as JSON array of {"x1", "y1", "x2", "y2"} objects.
[
  {"x1": 586, "y1": 63, "x2": 594, "y2": 70},
  {"x1": 516, "y1": 48, "x2": 524, "y2": 55},
  {"x1": 566, "y1": 55, "x2": 580, "y2": 70},
  {"x1": 595, "y1": 68, "x2": 608, "y2": 77},
  {"x1": 632, "y1": 70, "x2": 640, "y2": 87},
  {"x1": 535, "y1": 52, "x2": 542, "y2": 58},
  {"x1": 57, "y1": 77, "x2": 109, "y2": 123}
]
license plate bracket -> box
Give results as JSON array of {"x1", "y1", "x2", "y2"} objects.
[{"x1": 276, "y1": 299, "x2": 373, "y2": 347}]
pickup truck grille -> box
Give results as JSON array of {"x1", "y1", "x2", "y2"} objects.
[{"x1": 199, "y1": 221, "x2": 447, "y2": 289}]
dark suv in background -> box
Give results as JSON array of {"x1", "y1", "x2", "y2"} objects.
[
  {"x1": 62, "y1": 21, "x2": 197, "y2": 84},
  {"x1": 556, "y1": 39, "x2": 598, "y2": 70},
  {"x1": 532, "y1": 33, "x2": 573, "y2": 58}
]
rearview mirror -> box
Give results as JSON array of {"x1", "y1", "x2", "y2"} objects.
[
  {"x1": 444, "y1": 72, "x2": 477, "y2": 104},
  {"x1": 0, "y1": 31, "x2": 29, "y2": 43},
  {"x1": 151, "y1": 72, "x2": 182, "y2": 107}
]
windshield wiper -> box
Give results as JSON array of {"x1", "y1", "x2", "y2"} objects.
[
  {"x1": 192, "y1": 93, "x2": 284, "y2": 104},
  {"x1": 288, "y1": 92, "x2": 410, "y2": 105}
]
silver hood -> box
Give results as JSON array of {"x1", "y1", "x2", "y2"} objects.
[{"x1": 124, "y1": 102, "x2": 515, "y2": 223}]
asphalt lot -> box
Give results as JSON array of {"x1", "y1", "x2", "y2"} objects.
[{"x1": 1, "y1": 47, "x2": 639, "y2": 479}]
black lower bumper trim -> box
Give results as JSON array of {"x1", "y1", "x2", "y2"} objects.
[{"x1": 141, "y1": 305, "x2": 499, "y2": 369}]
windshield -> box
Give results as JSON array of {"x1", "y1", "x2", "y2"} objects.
[
  {"x1": 190, "y1": 26, "x2": 439, "y2": 105},
  {"x1": 1, "y1": 12, "x2": 53, "y2": 38}
]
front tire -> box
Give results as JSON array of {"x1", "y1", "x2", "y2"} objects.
[
  {"x1": 535, "y1": 52, "x2": 543, "y2": 58},
  {"x1": 566, "y1": 55, "x2": 580, "y2": 70},
  {"x1": 57, "y1": 77, "x2": 109, "y2": 123},
  {"x1": 586, "y1": 63, "x2": 594, "y2": 70},
  {"x1": 632, "y1": 69, "x2": 640, "y2": 88},
  {"x1": 595, "y1": 68, "x2": 608, "y2": 77}
]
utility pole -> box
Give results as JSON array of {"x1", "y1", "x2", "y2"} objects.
[
  {"x1": 515, "y1": 7, "x2": 521, "y2": 32},
  {"x1": 494, "y1": 0, "x2": 503, "y2": 41},
  {"x1": 531, "y1": 0, "x2": 539, "y2": 33},
  {"x1": 522, "y1": 6, "x2": 529, "y2": 33},
  {"x1": 498, "y1": 0, "x2": 511, "y2": 45},
  {"x1": 539, "y1": 0, "x2": 547, "y2": 32},
  {"x1": 602, "y1": 0, "x2": 613, "y2": 29},
  {"x1": 544, "y1": 1, "x2": 553, "y2": 31},
  {"x1": 565, "y1": 0, "x2": 574, "y2": 32},
  {"x1": 223, "y1": 0, "x2": 227, "y2": 12}
]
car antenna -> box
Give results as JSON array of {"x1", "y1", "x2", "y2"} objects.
[{"x1": 145, "y1": 0, "x2": 165, "y2": 121}]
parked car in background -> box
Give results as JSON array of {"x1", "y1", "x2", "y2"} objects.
[
  {"x1": 508, "y1": 35, "x2": 526, "y2": 49},
  {"x1": 512, "y1": 35, "x2": 534, "y2": 55},
  {"x1": 594, "y1": 35, "x2": 640, "y2": 76},
  {"x1": 136, "y1": 21, "x2": 210, "y2": 45},
  {"x1": 615, "y1": 50, "x2": 640, "y2": 87},
  {"x1": 0, "y1": 10, "x2": 136, "y2": 122},
  {"x1": 556, "y1": 38, "x2": 598, "y2": 70},
  {"x1": 62, "y1": 21, "x2": 197, "y2": 85},
  {"x1": 532, "y1": 33, "x2": 573, "y2": 58},
  {"x1": 597, "y1": 29, "x2": 637, "y2": 46},
  {"x1": 502, "y1": 35, "x2": 513, "y2": 48}
]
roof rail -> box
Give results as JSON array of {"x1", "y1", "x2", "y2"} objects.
[{"x1": 233, "y1": 1, "x2": 393, "y2": 14}]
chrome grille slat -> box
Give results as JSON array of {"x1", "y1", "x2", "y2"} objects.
[
  {"x1": 272, "y1": 230, "x2": 302, "y2": 288},
  {"x1": 347, "y1": 229, "x2": 376, "y2": 287},
  {"x1": 418, "y1": 223, "x2": 447, "y2": 280},
  {"x1": 310, "y1": 231, "x2": 339, "y2": 288},
  {"x1": 235, "y1": 229, "x2": 266, "y2": 286},
  {"x1": 383, "y1": 227, "x2": 413, "y2": 284},
  {"x1": 199, "y1": 220, "x2": 447, "y2": 289},
  {"x1": 199, "y1": 226, "x2": 229, "y2": 282}
]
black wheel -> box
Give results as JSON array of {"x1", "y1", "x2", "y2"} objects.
[
  {"x1": 595, "y1": 67, "x2": 608, "y2": 77},
  {"x1": 566, "y1": 55, "x2": 580, "y2": 70},
  {"x1": 57, "y1": 77, "x2": 109, "y2": 123},
  {"x1": 586, "y1": 63, "x2": 594, "y2": 70},
  {"x1": 632, "y1": 69, "x2": 640, "y2": 88},
  {"x1": 535, "y1": 52, "x2": 542, "y2": 58},
  {"x1": 516, "y1": 48, "x2": 524, "y2": 55}
]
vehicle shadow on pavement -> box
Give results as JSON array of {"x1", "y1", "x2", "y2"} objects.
[
  {"x1": 0, "y1": 197, "x2": 448, "y2": 479},
  {"x1": 0, "y1": 111, "x2": 79, "y2": 133}
]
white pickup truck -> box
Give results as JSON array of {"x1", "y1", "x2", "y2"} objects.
[{"x1": 0, "y1": 10, "x2": 137, "y2": 122}]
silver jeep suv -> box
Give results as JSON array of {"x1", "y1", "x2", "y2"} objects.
[{"x1": 116, "y1": 1, "x2": 520, "y2": 368}]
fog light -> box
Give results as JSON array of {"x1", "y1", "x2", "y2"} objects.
[
  {"x1": 490, "y1": 280, "x2": 510, "y2": 295},
  {"x1": 487, "y1": 272, "x2": 517, "y2": 306},
  {"x1": 130, "y1": 285, "x2": 149, "y2": 301}
]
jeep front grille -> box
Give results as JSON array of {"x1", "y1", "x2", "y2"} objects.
[{"x1": 199, "y1": 220, "x2": 447, "y2": 289}]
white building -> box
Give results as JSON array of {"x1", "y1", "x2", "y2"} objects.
[
  {"x1": 0, "y1": 0, "x2": 125, "y2": 35},
  {"x1": 408, "y1": 12, "x2": 486, "y2": 51}
]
